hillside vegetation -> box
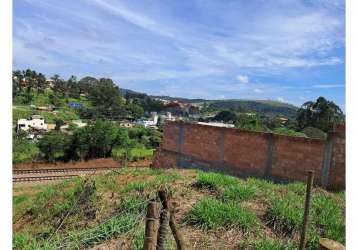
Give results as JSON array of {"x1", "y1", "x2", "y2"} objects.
[{"x1": 13, "y1": 168, "x2": 345, "y2": 250}]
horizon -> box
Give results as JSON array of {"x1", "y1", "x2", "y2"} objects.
[{"x1": 13, "y1": 0, "x2": 345, "y2": 110}]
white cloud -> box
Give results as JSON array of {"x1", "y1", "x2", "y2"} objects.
[
  {"x1": 312, "y1": 84, "x2": 344, "y2": 88},
  {"x1": 277, "y1": 97, "x2": 285, "y2": 102},
  {"x1": 236, "y1": 75, "x2": 249, "y2": 84},
  {"x1": 253, "y1": 88, "x2": 263, "y2": 93}
]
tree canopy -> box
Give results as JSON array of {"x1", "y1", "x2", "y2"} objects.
[{"x1": 296, "y1": 97, "x2": 344, "y2": 132}]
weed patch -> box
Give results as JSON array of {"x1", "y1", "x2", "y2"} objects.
[
  {"x1": 185, "y1": 197, "x2": 258, "y2": 230},
  {"x1": 265, "y1": 191, "x2": 303, "y2": 236},
  {"x1": 244, "y1": 238, "x2": 296, "y2": 250},
  {"x1": 221, "y1": 184, "x2": 256, "y2": 202},
  {"x1": 195, "y1": 171, "x2": 238, "y2": 190}
]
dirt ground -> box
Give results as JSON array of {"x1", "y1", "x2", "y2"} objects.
[{"x1": 13, "y1": 158, "x2": 152, "y2": 170}]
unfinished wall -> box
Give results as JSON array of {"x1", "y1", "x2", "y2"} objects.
[{"x1": 153, "y1": 121, "x2": 345, "y2": 190}]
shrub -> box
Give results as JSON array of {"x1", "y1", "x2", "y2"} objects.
[{"x1": 186, "y1": 197, "x2": 258, "y2": 230}]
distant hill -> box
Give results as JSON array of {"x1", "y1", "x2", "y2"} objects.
[
  {"x1": 150, "y1": 95, "x2": 298, "y2": 118},
  {"x1": 205, "y1": 100, "x2": 298, "y2": 118}
]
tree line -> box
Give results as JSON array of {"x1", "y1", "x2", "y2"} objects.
[
  {"x1": 210, "y1": 96, "x2": 344, "y2": 137},
  {"x1": 12, "y1": 69, "x2": 165, "y2": 120}
]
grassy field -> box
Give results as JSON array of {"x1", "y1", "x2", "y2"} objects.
[
  {"x1": 13, "y1": 168, "x2": 345, "y2": 249},
  {"x1": 112, "y1": 147, "x2": 154, "y2": 161}
]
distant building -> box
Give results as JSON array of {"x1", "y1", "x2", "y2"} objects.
[
  {"x1": 68, "y1": 102, "x2": 82, "y2": 109},
  {"x1": 197, "y1": 122, "x2": 235, "y2": 128},
  {"x1": 47, "y1": 123, "x2": 56, "y2": 130},
  {"x1": 17, "y1": 115, "x2": 47, "y2": 131},
  {"x1": 72, "y1": 120, "x2": 87, "y2": 128},
  {"x1": 119, "y1": 122, "x2": 135, "y2": 128},
  {"x1": 136, "y1": 112, "x2": 158, "y2": 127},
  {"x1": 37, "y1": 106, "x2": 53, "y2": 112}
]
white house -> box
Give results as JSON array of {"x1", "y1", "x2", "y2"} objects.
[
  {"x1": 17, "y1": 115, "x2": 47, "y2": 131},
  {"x1": 136, "y1": 112, "x2": 159, "y2": 128}
]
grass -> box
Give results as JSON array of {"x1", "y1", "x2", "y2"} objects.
[
  {"x1": 112, "y1": 147, "x2": 154, "y2": 161},
  {"x1": 13, "y1": 168, "x2": 345, "y2": 250},
  {"x1": 186, "y1": 197, "x2": 258, "y2": 230},
  {"x1": 195, "y1": 171, "x2": 238, "y2": 190},
  {"x1": 265, "y1": 190, "x2": 345, "y2": 249},
  {"x1": 265, "y1": 191, "x2": 304, "y2": 235},
  {"x1": 221, "y1": 184, "x2": 256, "y2": 202},
  {"x1": 244, "y1": 238, "x2": 297, "y2": 250}
]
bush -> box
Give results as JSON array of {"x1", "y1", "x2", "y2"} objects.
[
  {"x1": 13, "y1": 134, "x2": 40, "y2": 163},
  {"x1": 272, "y1": 127, "x2": 306, "y2": 137},
  {"x1": 38, "y1": 131, "x2": 69, "y2": 162},
  {"x1": 302, "y1": 126, "x2": 327, "y2": 139},
  {"x1": 186, "y1": 197, "x2": 258, "y2": 230}
]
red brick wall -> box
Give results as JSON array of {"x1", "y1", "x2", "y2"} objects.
[
  {"x1": 181, "y1": 124, "x2": 223, "y2": 162},
  {"x1": 153, "y1": 121, "x2": 345, "y2": 190},
  {"x1": 223, "y1": 129, "x2": 268, "y2": 176},
  {"x1": 327, "y1": 124, "x2": 345, "y2": 190},
  {"x1": 271, "y1": 135, "x2": 326, "y2": 183}
]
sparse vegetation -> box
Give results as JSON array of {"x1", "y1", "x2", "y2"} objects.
[
  {"x1": 13, "y1": 168, "x2": 345, "y2": 249},
  {"x1": 186, "y1": 197, "x2": 258, "y2": 230}
]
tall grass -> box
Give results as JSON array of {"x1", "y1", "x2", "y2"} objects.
[
  {"x1": 221, "y1": 184, "x2": 256, "y2": 202},
  {"x1": 186, "y1": 197, "x2": 258, "y2": 230},
  {"x1": 195, "y1": 171, "x2": 238, "y2": 190}
]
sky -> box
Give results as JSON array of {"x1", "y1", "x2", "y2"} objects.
[{"x1": 13, "y1": 0, "x2": 345, "y2": 109}]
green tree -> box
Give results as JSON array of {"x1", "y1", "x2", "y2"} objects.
[
  {"x1": 65, "y1": 120, "x2": 130, "y2": 160},
  {"x1": 38, "y1": 131, "x2": 69, "y2": 162},
  {"x1": 297, "y1": 97, "x2": 344, "y2": 132},
  {"x1": 213, "y1": 110, "x2": 237, "y2": 122}
]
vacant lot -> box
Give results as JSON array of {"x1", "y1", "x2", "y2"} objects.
[{"x1": 13, "y1": 167, "x2": 345, "y2": 249}]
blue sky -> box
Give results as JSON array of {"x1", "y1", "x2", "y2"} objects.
[{"x1": 13, "y1": 0, "x2": 345, "y2": 109}]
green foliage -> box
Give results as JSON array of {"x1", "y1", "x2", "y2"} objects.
[
  {"x1": 186, "y1": 197, "x2": 258, "y2": 230},
  {"x1": 213, "y1": 110, "x2": 237, "y2": 122},
  {"x1": 13, "y1": 133, "x2": 39, "y2": 163},
  {"x1": 112, "y1": 147, "x2": 154, "y2": 161},
  {"x1": 235, "y1": 114, "x2": 265, "y2": 132},
  {"x1": 38, "y1": 131, "x2": 69, "y2": 162},
  {"x1": 221, "y1": 184, "x2": 256, "y2": 202},
  {"x1": 272, "y1": 128, "x2": 306, "y2": 137},
  {"x1": 297, "y1": 97, "x2": 344, "y2": 132},
  {"x1": 266, "y1": 191, "x2": 304, "y2": 235},
  {"x1": 266, "y1": 190, "x2": 345, "y2": 249},
  {"x1": 206, "y1": 100, "x2": 297, "y2": 118},
  {"x1": 245, "y1": 238, "x2": 296, "y2": 250},
  {"x1": 302, "y1": 126, "x2": 327, "y2": 139},
  {"x1": 195, "y1": 171, "x2": 238, "y2": 190},
  {"x1": 128, "y1": 126, "x2": 163, "y2": 148},
  {"x1": 65, "y1": 120, "x2": 130, "y2": 160},
  {"x1": 310, "y1": 194, "x2": 345, "y2": 245}
]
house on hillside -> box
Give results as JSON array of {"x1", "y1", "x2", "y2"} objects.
[
  {"x1": 17, "y1": 115, "x2": 47, "y2": 132},
  {"x1": 136, "y1": 112, "x2": 158, "y2": 128}
]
